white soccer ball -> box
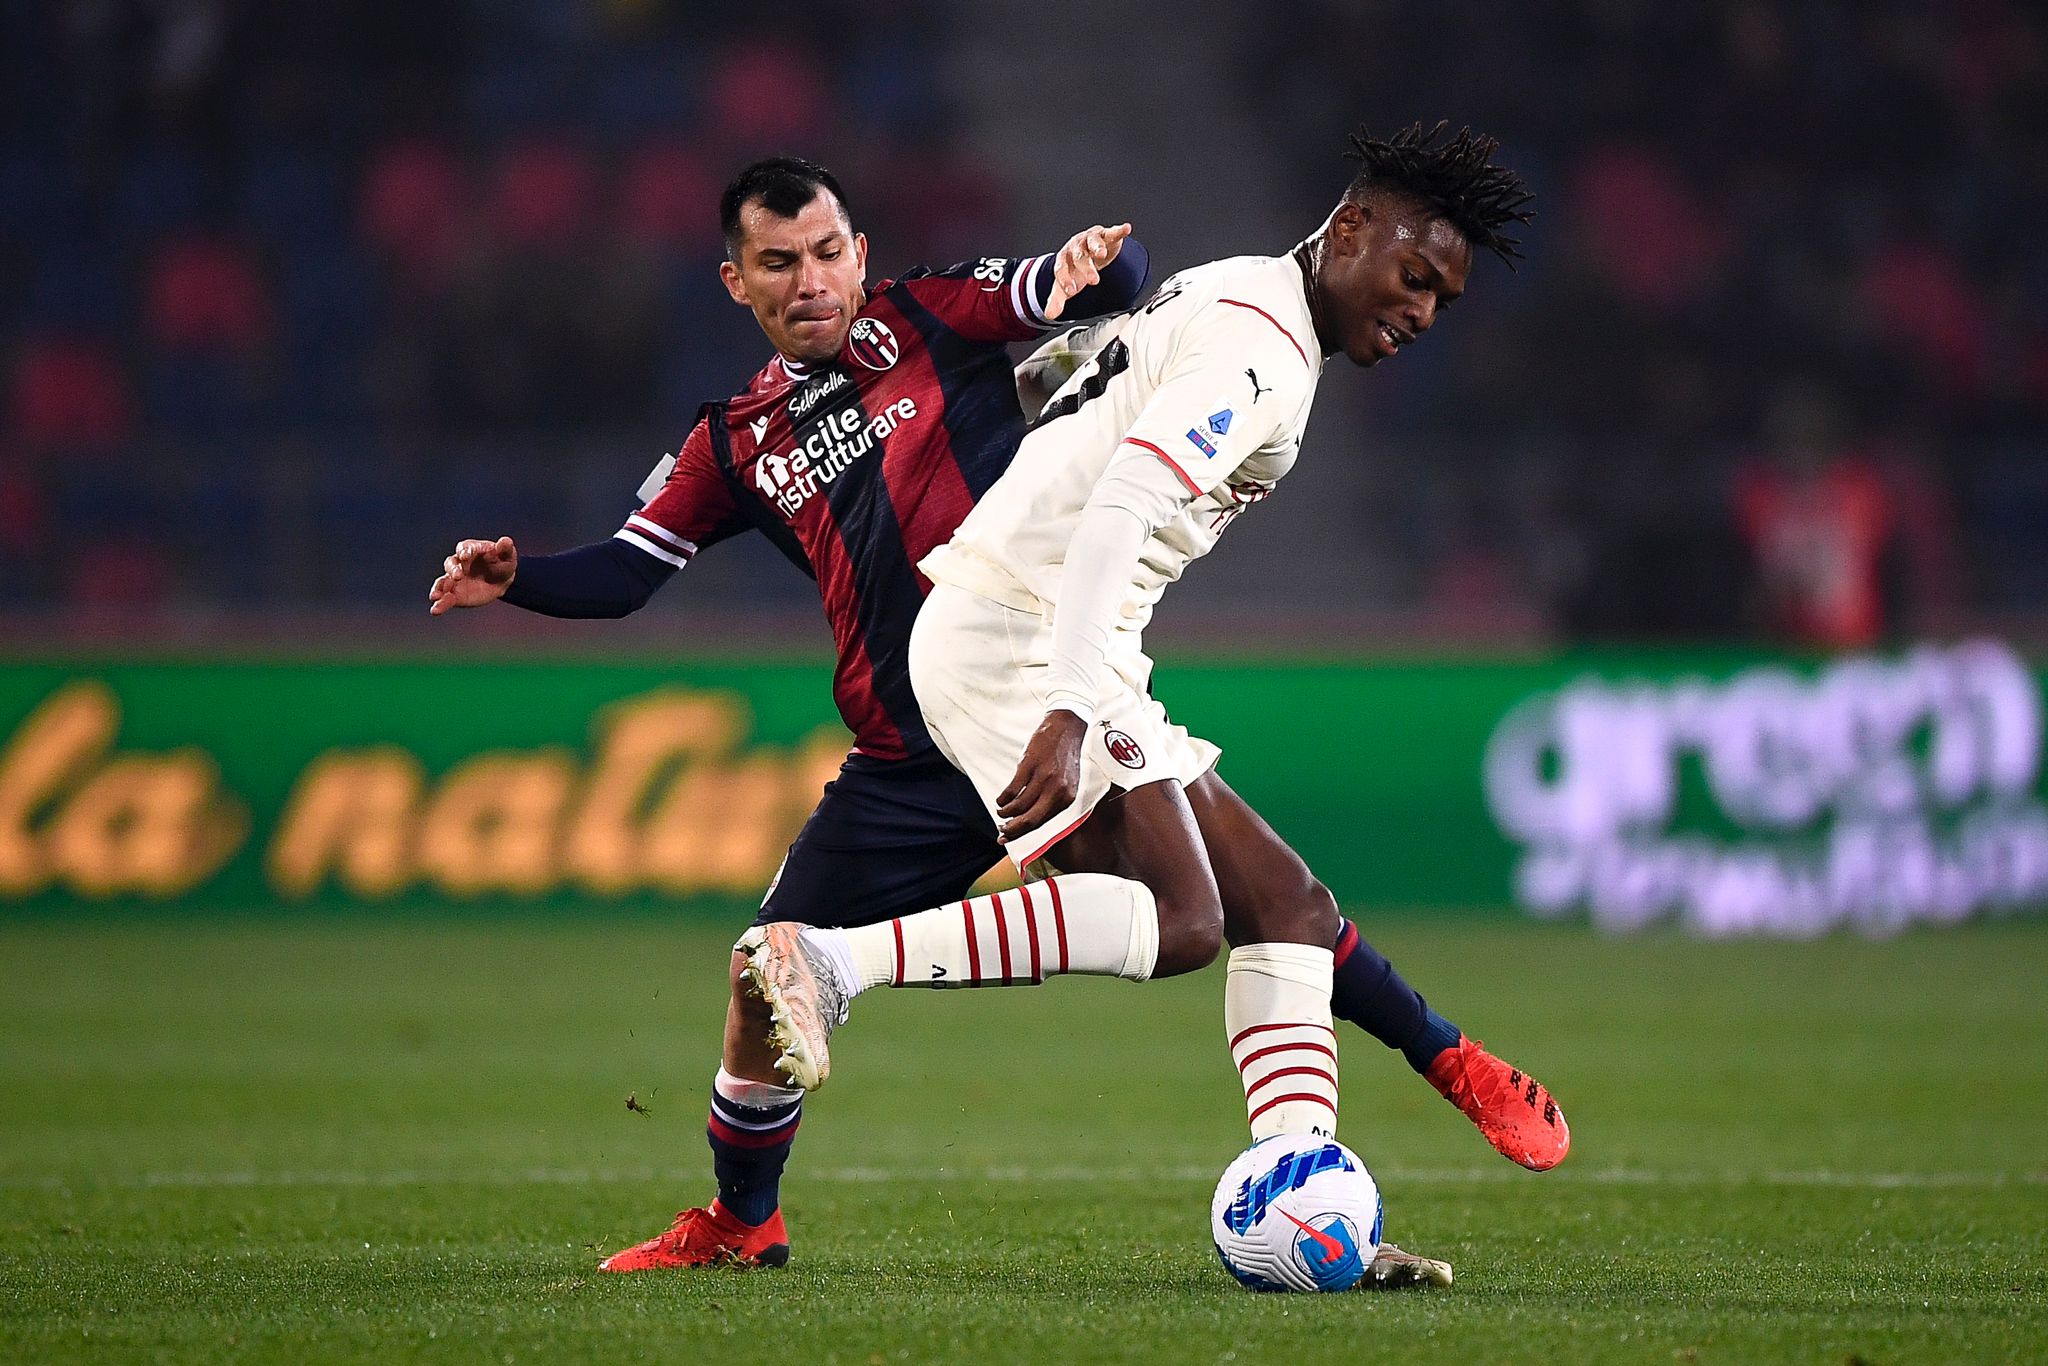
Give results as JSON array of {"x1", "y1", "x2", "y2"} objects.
[{"x1": 1210, "y1": 1134, "x2": 1382, "y2": 1292}]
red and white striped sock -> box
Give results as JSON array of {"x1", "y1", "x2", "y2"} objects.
[
  {"x1": 822, "y1": 874, "x2": 1159, "y2": 995},
  {"x1": 1226, "y1": 943, "x2": 1338, "y2": 1139}
]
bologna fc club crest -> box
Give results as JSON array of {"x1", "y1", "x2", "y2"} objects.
[
  {"x1": 1104, "y1": 728, "x2": 1146, "y2": 769},
  {"x1": 847, "y1": 317, "x2": 900, "y2": 371}
]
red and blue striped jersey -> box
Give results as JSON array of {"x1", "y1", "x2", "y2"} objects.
[{"x1": 623, "y1": 255, "x2": 1062, "y2": 760}]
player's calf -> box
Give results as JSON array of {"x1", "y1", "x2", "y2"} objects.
[
  {"x1": 1186, "y1": 772, "x2": 1339, "y2": 955},
  {"x1": 1220, "y1": 860, "x2": 1342, "y2": 951},
  {"x1": 724, "y1": 950, "x2": 784, "y2": 1083}
]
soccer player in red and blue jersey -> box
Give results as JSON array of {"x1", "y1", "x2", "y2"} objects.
[{"x1": 430, "y1": 158, "x2": 1152, "y2": 1266}]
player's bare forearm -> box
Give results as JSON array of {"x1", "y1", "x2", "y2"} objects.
[
  {"x1": 996, "y1": 709, "x2": 1087, "y2": 843},
  {"x1": 427, "y1": 536, "x2": 518, "y2": 615}
]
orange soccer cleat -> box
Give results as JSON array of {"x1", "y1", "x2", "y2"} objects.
[
  {"x1": 597, "y1": 1202, "x2": 791, "y2": 1272},
  {"x1": 1425, "y1": 1036, "x2": 1571, "y2": 1172}
]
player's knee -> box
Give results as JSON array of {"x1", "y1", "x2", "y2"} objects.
[
  {"x1": 1296, "y1": 877, "x2": 1343, "y2": 944},
  {"x1": 1223, "y1": 870, "x2": 1340, "y2": 948}
]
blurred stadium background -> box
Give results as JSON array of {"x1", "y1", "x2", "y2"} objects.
[
  {"x1": 5, "y1": 0, "x2": 2046, "y2": 640},
  {"x1": 5, "y1": 0, "x2": 2048, "y2": 931},
  {"x1": 4, "y1": 4, "x2": 2048, "y2": 1360}
]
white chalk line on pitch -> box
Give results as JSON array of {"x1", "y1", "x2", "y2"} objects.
[{"x1": 4, "y1": 1165, "x2": 2044, "y2": 1193}]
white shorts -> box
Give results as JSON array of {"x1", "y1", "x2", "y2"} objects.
[{"x1": 908, "y1": 582, "x2": 1221, "y2": 868}]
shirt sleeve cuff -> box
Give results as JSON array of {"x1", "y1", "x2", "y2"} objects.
[
  {"x1": 1018, "y1": 253, "x2": 1057, "y2": 327},
  {"x1": 1046, "y1": 695, "x2": 1097, "y2": 726}
]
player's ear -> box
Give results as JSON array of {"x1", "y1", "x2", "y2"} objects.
[
  {"x1": 852, "y1": 231, "x2": 869, "y2": 282},
  {"x1": 1328, "y1": 199, "x2": 1368, "y2": 256},
  {"x1": 718, "y1": 257, "x2": 749, "y2": 306}
]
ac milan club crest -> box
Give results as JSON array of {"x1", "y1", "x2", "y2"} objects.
[
  {"x1": 847, "y1": 317, "x2": 900, "y2": 371},
  {"x1": 1104, "y1": 728, "x2": 1146, "y2": 769}
]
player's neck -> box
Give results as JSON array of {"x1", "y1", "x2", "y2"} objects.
[{"x1": 1292, "y1": 240, "x2": 1339, "y2": 358}]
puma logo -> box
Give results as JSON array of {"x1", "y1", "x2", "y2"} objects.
[{"x1": 1245, "y1": 368, "x2": 1270, "y2": 403}]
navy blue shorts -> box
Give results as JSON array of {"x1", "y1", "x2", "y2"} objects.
[{"x1": 754, "y1": 749, "x2": 1005, "y2": 929}]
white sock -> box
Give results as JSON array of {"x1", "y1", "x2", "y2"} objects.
[
  {"x1": 819, "y1": 874, "x2": 1159, "y2": 995},
  {"x1": 712, "y1": 1066, "x2": 804, "y2": 1112},
  {"x1": 1226, "y1": 943, "x2": 1338, "y2": 1139}
]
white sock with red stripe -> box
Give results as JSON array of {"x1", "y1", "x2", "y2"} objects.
[
  {"x1": 820, "y1": 874, "x2": 1159, "y2": 995},
  {"x1": 1226, "y1": 943, "x2": 1338, "y2": 1139}
]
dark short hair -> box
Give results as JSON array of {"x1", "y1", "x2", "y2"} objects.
[
  {"x1": 719, "y1": 157, "x2": 851, "y2": 260},
  {"x1": 1343, "y1": 121, "x2": 1536, "y2": 270}
]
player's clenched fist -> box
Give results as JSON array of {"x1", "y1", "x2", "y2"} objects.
[
  {"x1": 1044, "y1": 222, "x2": 1132, "y2": 321},
  {"x1": 428, "y1": 536, "x2": 518, "y2": 615},
  {"x1": 995, "y1": 708, "x2": 1088, "y2": 843}
]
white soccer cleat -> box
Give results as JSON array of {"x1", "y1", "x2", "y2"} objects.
[
  {"x1": 736, "y1": 923, "x2": 849, "y2": 1092},
  {"x1": 1363, "y1": 1242, "x2": 1454, "y2": 1288}
]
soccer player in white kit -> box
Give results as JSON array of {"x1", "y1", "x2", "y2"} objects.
[{"x1": 745, "y1": 125, "x2": 1571, "y2": 1186}]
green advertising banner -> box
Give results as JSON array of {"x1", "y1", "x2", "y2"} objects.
[{"x1": 4, "y1": 643, "x2": 2046, "y2": 932}]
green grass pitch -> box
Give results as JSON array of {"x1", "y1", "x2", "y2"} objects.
[{"x1": 3, "y1": 914, "x2": 2045, "y2": 1363}]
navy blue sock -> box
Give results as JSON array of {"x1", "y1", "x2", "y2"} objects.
[
  {"x1": 706, "y1": 1071, "x2": 802, "y2": 1226},
  {"x1": 1329, "y1": 920, "x2": 1463, "y2": 1075}
]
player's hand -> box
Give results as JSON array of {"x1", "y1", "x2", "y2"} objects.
[
  {"x1": 428, "y1": 536, "x2": 518, "y2": 615},
  {"x1": 996, "y1": 709, "x2": 1089, "y2": 843},
  {"x1": 1043, "y1": 223, "x2": 1131, "y2": 322}
]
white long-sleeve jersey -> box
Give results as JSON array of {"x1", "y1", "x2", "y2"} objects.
[{"x1": 920, "y1": 253, "x2": 1326, "y2": 646}]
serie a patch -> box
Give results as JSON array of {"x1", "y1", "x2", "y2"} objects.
[{"x1": 1184, "y1": 401, "x2": 1236, "y2": 459}]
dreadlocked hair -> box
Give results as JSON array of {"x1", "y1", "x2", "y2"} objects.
[{"x1": 1343, "y1": 121, "x2": 1535, "y2": 269}]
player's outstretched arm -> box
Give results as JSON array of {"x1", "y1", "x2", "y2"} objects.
[
  {"x1": 913, "y1": 230, "x2": 1144, "y2": 344},
  {"x1": 428, "y1": 535, "x2": 679, "y2": 619},
  {"x1": 1043, "y1": 223, "x2": 1133, "y2": 322},
  {"x1": 428, "y1": 537, "x2": 518, "y2": 614}
]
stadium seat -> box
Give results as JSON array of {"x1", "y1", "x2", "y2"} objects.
[
  {"x1": 143, "y1": 237, "x2": 272, "y2": 355},
  {"x1": 62, "y1": 533, "x2": 174, "y2": 611},
  {"x1": 1858, "y1": 239, "x2": 1989, "y2": 397},
  {"x1": 359, "y1": 138, "x2": 468, "y2": 284},
  {"x1": 1568, "y1": 144, "x2": 1727, "y2": 309},
  {"x1": 490, "y1": 138, "x2": 598, "y2": 252},
  {"x1": 8, "y1": 336, "x2": 134, "y2": 452},
  {"x1": 709, "y1": 42, "x2": 829, "y2": 149},
  {"x1": 619, "y1": 141, "x2": 720, "y2": 253}
]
